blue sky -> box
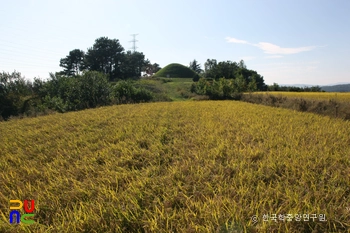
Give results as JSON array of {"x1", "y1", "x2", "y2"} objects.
[{"x1": 1, "y1": 0, "x2": 349, "y2": 85}]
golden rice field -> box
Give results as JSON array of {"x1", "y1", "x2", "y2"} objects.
[
  {"x1": 254, "y1": 91, "x2": 350, "y2": 102},
  {"x1": 0, "y1": 101, "x2": 350, "y2": 232}
]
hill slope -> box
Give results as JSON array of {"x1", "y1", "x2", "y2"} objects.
[
  {"x1": 136, "y1": 77, "x2": 196, "y2": 101},
  {"x1": 1, "y1": 101, "x2": 349, "y2": 232},
  {"x1": 154, "y1": 63, "x2": 198, "y2": 78},
  {"x1": 321, "y1": 84, "x2": 350, "y2": 92}
]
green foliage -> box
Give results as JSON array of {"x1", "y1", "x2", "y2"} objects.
[
  {"x1": 267, "y1": 83, "x2": 324, "y2": 92},
  {"x1": 76, "y1": 71, "x2": 112, "y2": 108},
  {"x1": 192, "y1": 73, "x2": 200, "y2": 82},
  {"x1": 247, "y1": 76, "x2": 258, "y2": 92},
  {"x1": 268, "y1": 83, "x2": 280, "y2": 91},
  {"x1": 234, "y1": 74, "x2": 247, "y2": 93},
  {"x1": 204, "y1": 59, "x2": 218, "y2": 78},
  {"x1": 154, "y1": 63, "x2": 199, "y2": 78},
  {"x1": 59, "y1": 37, "x2": 151, "y2": 80},
  {"x1": 191, "y1": 77, "x2": 210, "y2": 95},
  {"x1": 37, "y1": 71, "x2": 153, "y2": 112},
  {"x1": 1, "y1": 70, "x2": 169, "y2": 120},
  {"x1": 42, "y1": 96, "x2": 68, "y2": 113},
  {"x1": 142, "y1": 59, "x2": 161, "y2": 76},
  {"x1": 39, "y1": 73, "x2": 78, "y2": 111},
  {"x1": 191, "y1": 77, "x2": 243, "y2": 100},
  {"x1": 214, "y1": 60, "x2": 238, "y2": 79},
  {"x1": 39, "y1": 71, "x2": 111, "y2": 111},
  {"x1": 192, "y1": 76, "x2": 255, "y2": 99},
  {"x1": 0, "y1": 71, "x2": 32, "y2": 120},
  {"x1": 112, "y1": 80, "x2": 135, "y2": 104},
  {"x1": 189, "y1": 59, "x2": 203, "y2": 74},
  {"x1": 59, "y1": 49, "x2": 85, "y2": 76},
  {"x1": 112, "y1": 80, "x2": 153, "y2": 104},
  {"x1": 121, "y1": 51, "x2": 146, "y2": 79},
  {"x1": 203, "y1": 59, "x2": 267, "y2": 91},
  {"x1": 136, "y1": 77, "x2": 194, "y2": 101},
  {"x1": 159, "y1": 78, "x2": 172, "y2": 83},
  {"x1": 84, "y1": 37, "x2": 125, "y2": 81},
  {"x1": 133, "y1": 88, "x2": 154, "y2": 103},
  {"x1": 237, "y1": 68, "x2": 266, "y2": 91}
]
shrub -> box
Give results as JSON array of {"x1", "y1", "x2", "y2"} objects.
[
  {"x1": 0, "y1": 71, "x2": 32, "y2": 120},
  {"x1": 112, "y1": 80, "x2": 153, "y2": 104},
  {"x1": 191, "y1": 77, "x2": 242, "y2": 100}
]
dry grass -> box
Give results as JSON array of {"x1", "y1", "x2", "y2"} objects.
[
  {"x1": 242, "y1": 92, "x2": 350, "y2": 121},
  {"x1": 254, "y1": 92, "x2": 350, "y2": 102},
  {"x1": 0, "y1": 101, "x2": 349, "y2": 232}
]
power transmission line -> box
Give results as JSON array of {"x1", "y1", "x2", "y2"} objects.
[{"x1": 129, "y1": 34, "x2": 138, "y2": 53}]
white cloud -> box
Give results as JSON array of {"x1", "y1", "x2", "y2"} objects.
[
  {"x1": 225, "y1": 36, "x2": 317, "y2": 55},
  {"x1": 255, "y1": 42, "x2": 316, "y2": 55},
  {"x1": 225, "y1": 37, "x2": 249, "y2": 44},
  {"x1": 265, "y1": 55, "x2": 284, "y2": 59}
]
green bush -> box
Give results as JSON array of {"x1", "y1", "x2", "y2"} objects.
[
  {"x1": 43, "y1": 96, "x2": 68, "y2": 113},
  {"x1": 192, "y1": 73, "x2": 200, "y2": 82},
  {"x1": 134, "y1": 88, "x2": 153, "y2": 103},
  {"x1": 0, "y1": 71, "x2": 32, "y2": 120},
  {"x1": 41, "y1": 71, "x2": 112, "y2": 111},
  {"x1": 76, "y1": 71, "x2": 111, "y2": 108},
  {"x1": 191, "y1": 77, "x2": 245, "y2": 100},
  {"x1": 112, "y1": 80, "x2": 153, "y2": 104}
]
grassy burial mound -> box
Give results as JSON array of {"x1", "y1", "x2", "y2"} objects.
[{"x1": 153, "y1": 63, "x2": 198, "y2": 78}]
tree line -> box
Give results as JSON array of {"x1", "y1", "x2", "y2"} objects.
[
  {"x1": 266, "y1": 83, "x2": 323, "y2": 92},
  {"x1": 188, "y1": 59, "x2": 323, "y2": 100},
  {"x1": 0, "y1": 37, "x2": 162, "y2": 120},
  {"x1": 188, "y1": 59, "x2": 267, "y2": 99},
  {"x1": 59, "y1": 37, "x2": 161, "y2": 80},
  {"x1": 0, "y1": 71, "x2": 154, "y2": 120}
]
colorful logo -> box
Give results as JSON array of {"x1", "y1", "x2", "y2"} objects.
[{"x1": 9, "y1": 200, "x2": 35, "y2": 224}]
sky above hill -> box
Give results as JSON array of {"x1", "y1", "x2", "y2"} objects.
[{"x1": 1, "y1": 0, "x2": 350, "y2": 85}]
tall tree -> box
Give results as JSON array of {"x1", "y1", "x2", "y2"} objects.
[
  {"x1": 204, "y1": 59, "x2": 217, "y2": 72},
  {"x1": 143, "y1": 61, "x2": 161, "y2": 75},
  {"x1": 215, "y1": 61, "x2": 238, "y2": 79},
  {"x1": 238, "y1": 59, "x2": 246, "y2": 69},
  {"x1": 151, "y1": 63, "x2": 161, "y2": 73},
  {"x1": 142, "y1": 59, "x2": 151, "y2": 74},
  {"x1": 121, "y1": 51, "x2": 146, "y2": 78},
  {"x1": 59, "y1": 49, "x2": 85, "y2": 76},
  {"x1": 189, "y1": 59, "x2": 202, "y2": 74},
  {"x1": 204, "y1": 59, "x2": 217, "y2": 79},
  {"x1": 84, "y1": 37, "x2": 124, "y2": 81}
]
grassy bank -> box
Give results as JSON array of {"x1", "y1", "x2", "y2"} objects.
[
  {"x1": 136, "y1": 77, "x2": 196, "y2": 101},
  {"x1": 242, "y1": 93, "x2": 350, "y2": 121}
]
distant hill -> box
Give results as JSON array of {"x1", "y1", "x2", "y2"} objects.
[
  {"x1": 279, "y1": 84, "x2": 313, "y2": 88},
  {"x1": 154, "y1": 63, "x2": 198, "y2": 78},
  {"x1": 276, "y1": 83, "x2": 350, "y2": 92},
  {"x1": 321, "y1": 84, "x2": 350, "y2": 92}
]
